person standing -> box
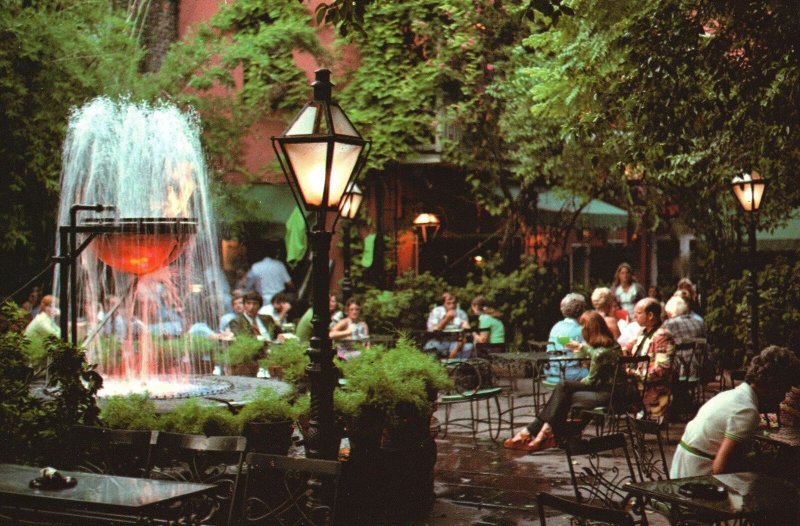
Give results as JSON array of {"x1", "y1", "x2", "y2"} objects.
[
  {"x1": 670, "y1": 346, "x2": 800, "y2": 477},
  {"x1": 612, "y1": 263, "x2": 645, "y2": 319},
  {"x1": 245, "y1": 244, "x2": 293, "y2": 305}
]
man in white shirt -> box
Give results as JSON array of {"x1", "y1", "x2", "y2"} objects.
[
  {"x1": 246, "y1": 246, "x2": 293, "y2": 305},
  {"x1": 258, "y1": 292, "x2": 292, "y2": 326},
  {"x1": 670, "y1": 346, "x2": 800, "y2": 478},
  {"x1": 423, "y1": 292, "x2": 472, "y2": 358}
]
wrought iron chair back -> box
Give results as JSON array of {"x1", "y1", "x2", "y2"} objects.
[
  {"x1": 537, "y1": 491, "x2": 635, "y2": 526},
  {"x1": 68, "y1": 425, "x2": 154, "y2": 478},
  {"x1": 562, "y1": 433, "x2": 641, "y2": 518},
  {"x1": 150, "y1": 431, "x2": 247, "y2": 526},
  {"x1": 625, "y1": 416, "x2": 669, "y2": 482},
  {"x1": 581, "y1": 355, "x2": 650, "y2": 436},
  {"x1": 241, "y1": 452, "x2": 342, "y2": 526},
  {"x1": 438, "y1": 358, "x2": 504, "y2": 441},
  {"x1": 671, "y1": 340, "x2": 709, "y2": 420}
]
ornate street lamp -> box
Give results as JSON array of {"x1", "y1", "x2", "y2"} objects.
[
  {"x1": 413, "y1": 212, "x2": 441, "y2": 243},
  {"x1": 731, "y1": 170, "x2": 767, "y2": 357},
  {"x1": 272, "y1": 69, "x2": 370, "y2": 468},
  {"x1": 339, "y1": 183, "x2": 363, "y2": 302}
]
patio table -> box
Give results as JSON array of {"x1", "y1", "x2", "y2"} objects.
[
  {"x1": 624, "y1": 471, "x2": 800, "y2": 525},
  {"x1": 0, "y1": 463, "x2": 216, "y2": 525},
  {"x1": 754, "y1": 426, "x2": 800, "y2": 449}
]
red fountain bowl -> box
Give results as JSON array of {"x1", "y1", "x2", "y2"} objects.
[{"x1": 86, "y1": 218, "x2": 197, "y2": 275}]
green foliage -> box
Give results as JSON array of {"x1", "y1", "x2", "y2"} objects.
[
  {"x1": 706, "y1": 257, "x2": 800, "y2": 367},
  {"x1": 220, "y1": 335, "x2": 264, "y2": 365},
  {"x1": 454, "y1": 256, "x2": 565, "y2": 344},
  {"x1": 0, "y1": 1, "x2": 145, "y2": 293},
  {"x1": 260, "y1": 338, "x2": 309, "y2": 385},
  {"x1": 0, "y1": 302, "x2": 101, "y2": 464},
  {"x1": 158, "y1": 398, "x2": 239, "y2": 436},
  {"x1": 335, "y1": 337, "x2": 451, "y2": 424},
  {"x1": 361, "y1": 271, "x2": 449, "y2": 334},
  {"x1": 361, "y1": 257, "x2": 564, "y2": 343},
  {"x1": 99, "y1": 394, "x2": 159, "y2": 431},
  {"x1": 236, "y1": 388, "x2": 299, "y2": 427}
]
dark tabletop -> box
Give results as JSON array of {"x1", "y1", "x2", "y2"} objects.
[
  {"x1": 625, "y1": 472, "x2": 800, "y2": 521},
  {"x1": 755, "y1": 426, "x2": 800, "y2": 449},
  {"x1": 0, "y1": 463, "x2": 215, "y2": 512}
]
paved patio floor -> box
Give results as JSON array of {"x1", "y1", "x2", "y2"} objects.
[{"x1": 420, "y1": 388, "x2": 691, "y2": 525}]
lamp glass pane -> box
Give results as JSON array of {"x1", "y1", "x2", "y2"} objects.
[
  {"x1": 283, "y1": 141, "x2": 329, "y2": 207},
  {"x1": 330, "y1": 105, "x2": 359, "y2": 137},
  {"x1": 286, "y1": 105, "x2": 318, "y2": 136},
  {"x1": 283, "y1": 141, "x2": 362, "y2": 208},
  {"x1": 329, "y1": 141, "x2": 362, "y2": 205},
  {"x1": 340, "y1": 190, "x2": 363, "y2": 219}
]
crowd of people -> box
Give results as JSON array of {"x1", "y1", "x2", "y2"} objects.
[
  {"x1": 503, "y1": 263, "x2": 713, "y2": 455},
  {"x1": 15, "y1": 250, "x2": 800, "y2": 482}
]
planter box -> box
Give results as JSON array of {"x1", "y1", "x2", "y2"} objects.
[{"x1": 225, "y1": 363, "x2": 259, "y2": 377}]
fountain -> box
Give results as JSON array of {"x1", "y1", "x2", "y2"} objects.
[{"x1": 55, "y1": 97, "x2": 232, "y2": 400}]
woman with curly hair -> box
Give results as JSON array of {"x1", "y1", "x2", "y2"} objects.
[{"x1": 670, "y1": 346, "x2": 800, "y2": 477}]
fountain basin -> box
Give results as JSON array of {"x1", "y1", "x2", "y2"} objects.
[{"x1": 86, "y1": 218, "x2": 197, "y2": 275}]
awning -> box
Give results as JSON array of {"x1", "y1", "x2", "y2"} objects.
[
  {"x1": 758, "y1": 211, "x2": 800, "y2": 251},
  {"x1": 537, "y1": 189, "x2": 629, "y2": 230},
  {"x1": 242, "y1": 184, "x2": 298, "y2": 238}
]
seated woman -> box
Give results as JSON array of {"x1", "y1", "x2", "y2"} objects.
[
  {"x1": 329, "y1": 298, "x2": 370, "y2": 360},
  {"x1": 590, "y1": 287, "x2": 621, "y2": 339},
  {"x1": 470, "y1": 295, "x2": 505, "y2": 356},
  {"x1": 503, "y1": 311, "x2": 622, "y2": 452}
]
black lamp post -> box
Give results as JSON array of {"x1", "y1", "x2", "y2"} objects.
[
  {"x1": 272, "y1": 69, "x2": 370, "y2": 467},
  {"x1": 340, "y1": 183, "x2": 363, "y2": 302},
  {"x1": 731, "y1": 170, "x2": 767, "y2": 358}
]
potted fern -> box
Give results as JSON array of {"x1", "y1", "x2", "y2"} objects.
[
  {"x1": 219, "y1": 335, "x2": 263, "y2": 376},
  {"x1": 259, "y1": 338, "x2": 309, "y2": 387},
  {"x1": 335, "y1": 337, "x2": 452, "y2": 451},
  {"x1": 334, "y1": 337, "x2": 452, "y2": 524},
  {"x1": 236, "y1": 388, "x2": 303, "y2": 455}
]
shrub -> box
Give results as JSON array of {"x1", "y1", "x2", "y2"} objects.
[
  {"x1": 99, "y1": 393, "x2": 158, "y2": 431},
  {"x1": 260, "y1": 338, "x2": 309, "y2": 385},
  {"x1": 220, "y1": 335, "x2": 264, "y2": 365},
  {"x1": 0, "y1": 302, "x2": 101, "y2": 465},
  {"x1": 236, "y1": 388, "x2": 299, "y2": 429},
  {"x1": 335, "y1": 337, "x2": 452, "y2": 424},
  {"x1": 706, "y1": 256, "x2": 800, "y2": 366},
  {"x1": 158, "y1": 398, "x2": 238, "y2": 436}
]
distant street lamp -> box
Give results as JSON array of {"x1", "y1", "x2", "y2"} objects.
[
  {"x1": 339, "y1": 183, "x2": 363, "y2": 302},
  {"x1": 413, "y1": 212, "x2": 441, "y2": 243},
  {"x1": 731, "y1": 170, "x2": 767, "y2": 357},
  {"x1": 272, "y1": 69, "x2": 370, "y2": 474}
]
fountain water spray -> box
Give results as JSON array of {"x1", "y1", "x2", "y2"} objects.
[{"x1": 55, "y1": 97, "x2": 227, "y2": 398}]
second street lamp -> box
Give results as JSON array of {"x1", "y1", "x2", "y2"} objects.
[
  {"x1": 272, "y1": 68, "x2": 370, "y2": 466},
  {"x1": 339, "y1": 183, "x2": 363, "y2": 302},
  {"x1": 731, "y1": 169, "x2": 767, "y2": 358}
]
